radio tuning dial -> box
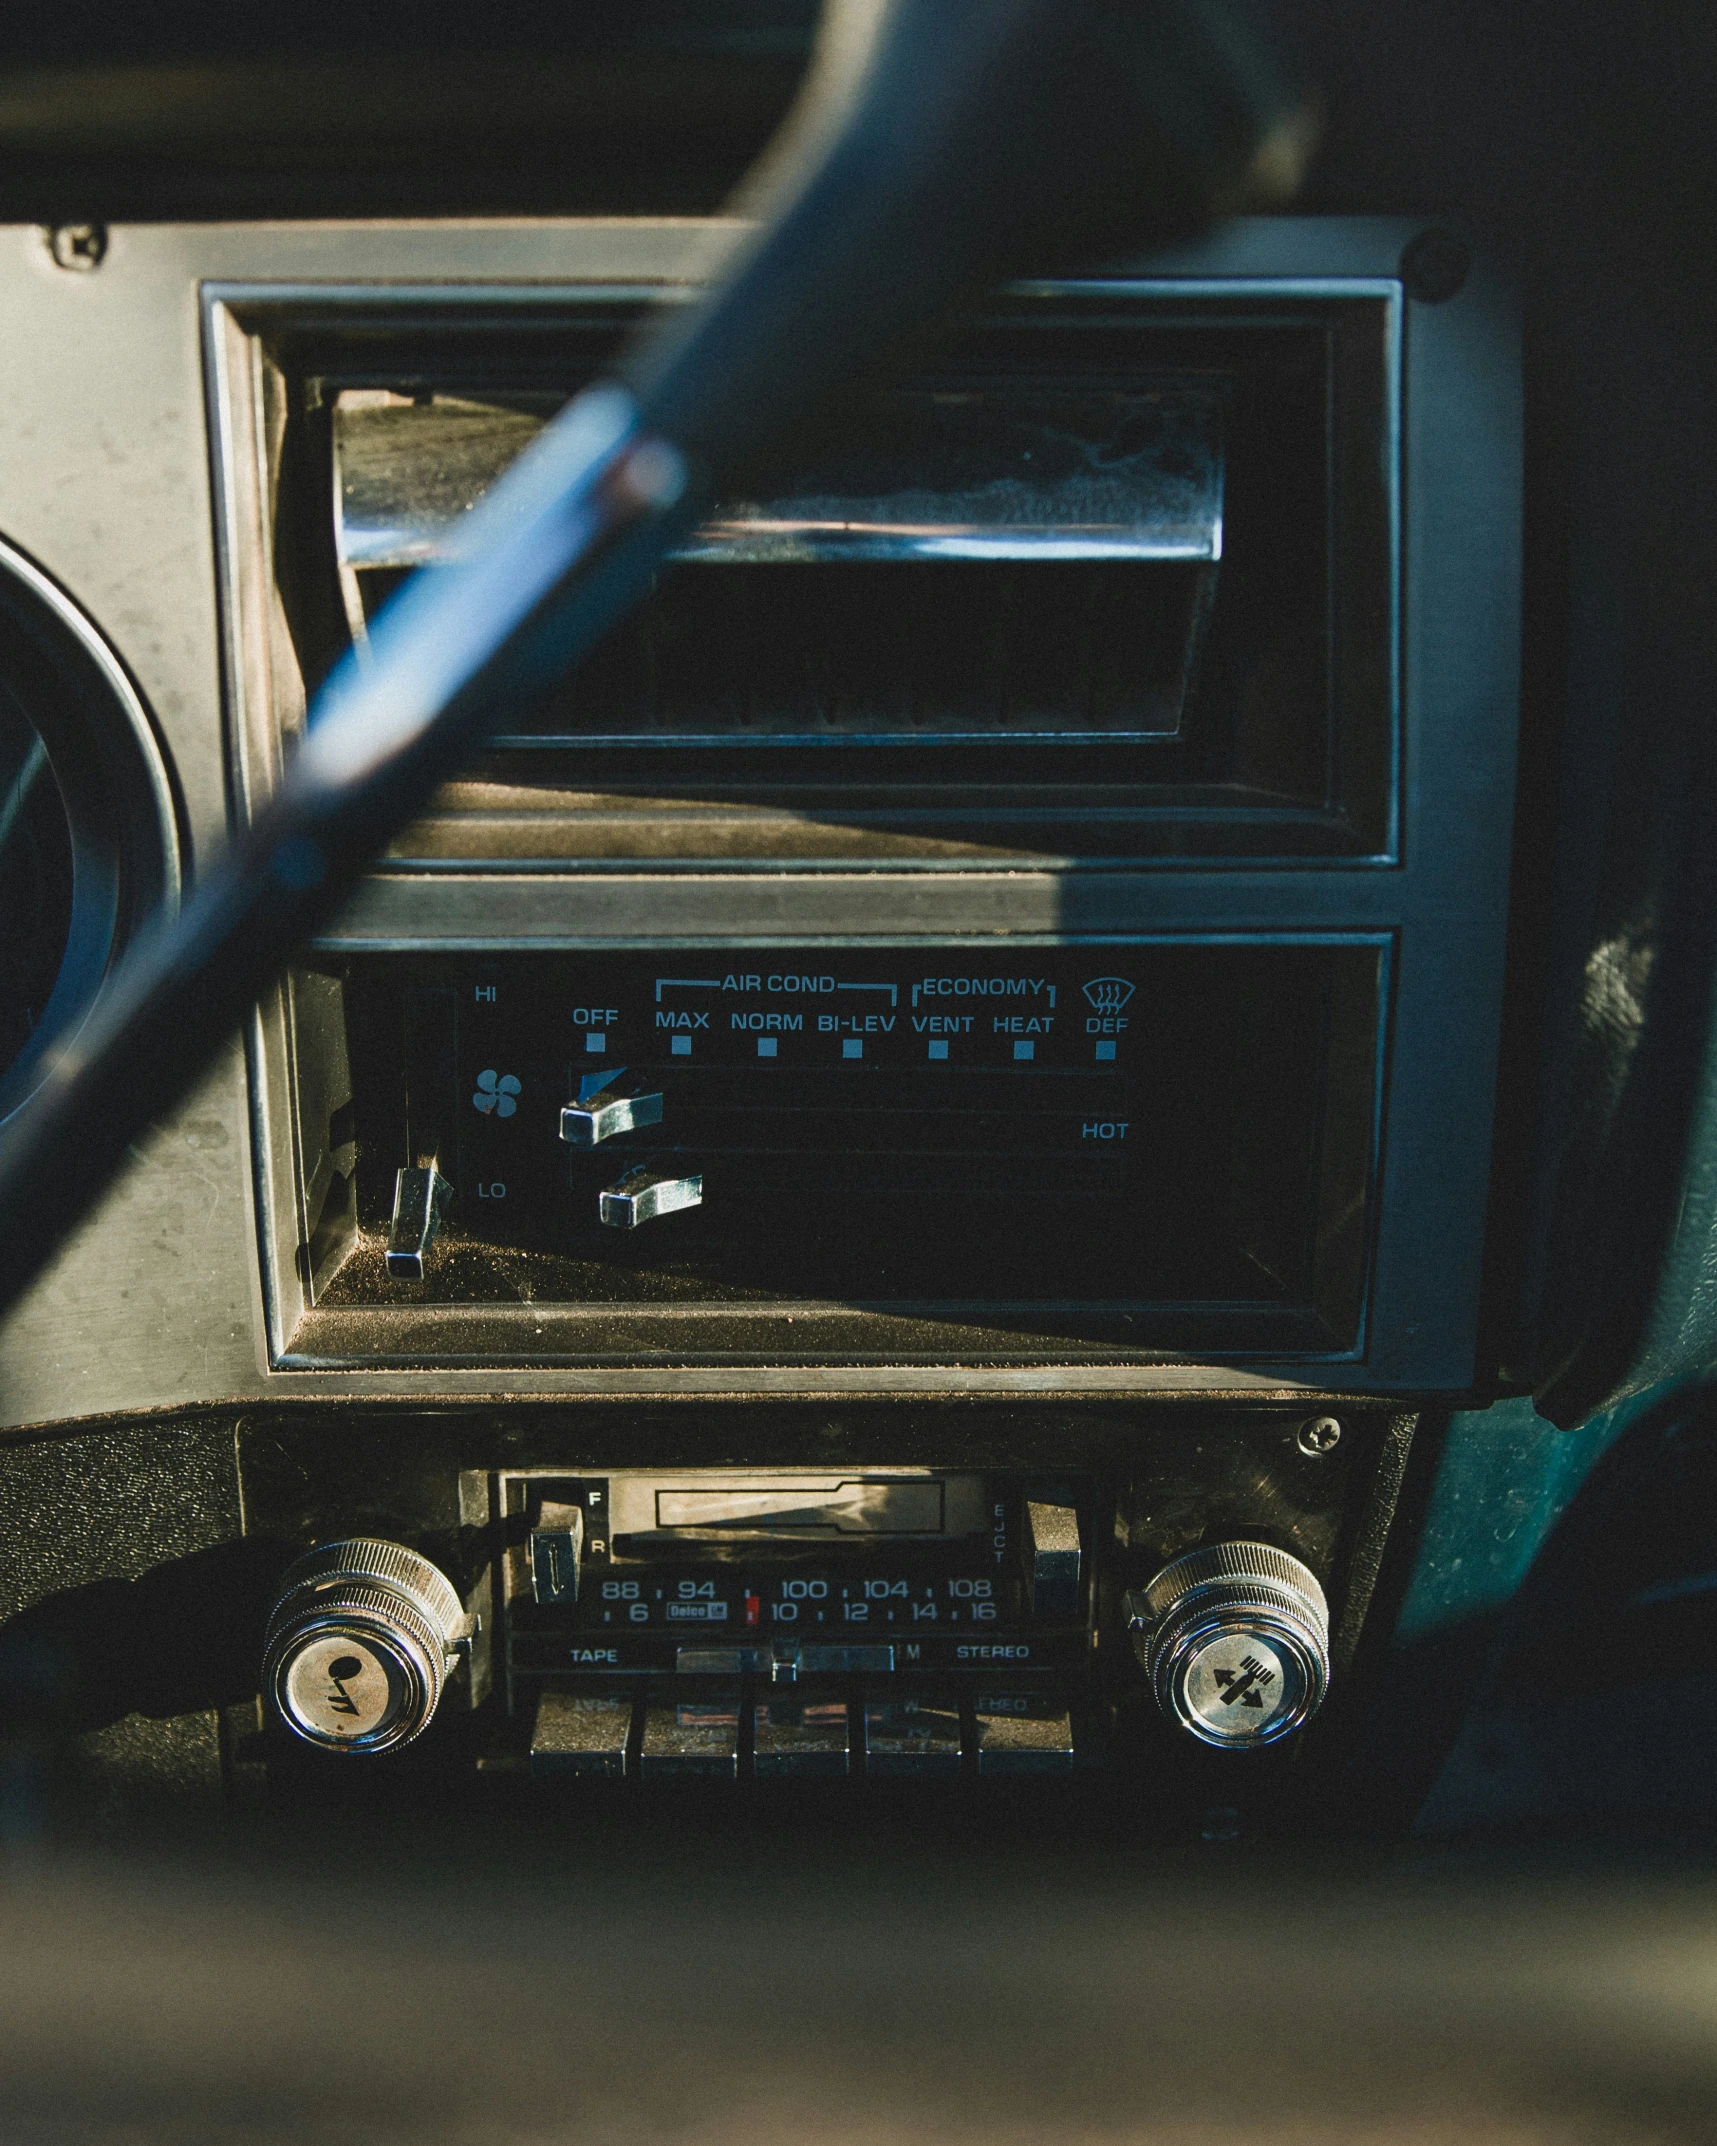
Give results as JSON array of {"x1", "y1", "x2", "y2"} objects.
[
  {"x1": 1125, "y1": 1541, "x2": 1330, "y2": 1750},
  {"x1": 262, "y1": 1539, "x2": 465, "y2": 1755}
]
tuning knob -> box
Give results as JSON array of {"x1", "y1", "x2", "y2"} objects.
[
  {"x1": 1125, "y1": 1541, "x2": 1329, "y2": 1750},
  {"x1": 262, "y1": 1539, "x2": 465, "y2": 1754}
]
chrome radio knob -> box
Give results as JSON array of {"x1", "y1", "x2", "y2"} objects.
[
  {"x1": 262, "y1": 1539, "x2": 464, "y2": 1755},
  {"x1": 1125, "y1": 1541, "x2": 1329, "y2": 1750}
]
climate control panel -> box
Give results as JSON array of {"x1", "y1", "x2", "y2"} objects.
[{"x1": 301, "y1": 940, "x2": 1383, "y2": 1364}]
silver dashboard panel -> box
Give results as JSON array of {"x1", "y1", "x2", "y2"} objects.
[{"x1": 0, "y1": 218, "x2": 1519, "y2": 1428}]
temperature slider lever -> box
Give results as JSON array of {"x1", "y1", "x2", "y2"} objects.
[
  {"x1": 559, "y1": 1069, "x2": 664, "y2": 1148},
  {"x1": 599, "y1": 1165, "x2": 702, "y2": 1229}
]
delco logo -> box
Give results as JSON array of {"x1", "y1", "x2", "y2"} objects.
[{"x1": 1082, "y1": 976, "x2": 1135, "y2": 1015}]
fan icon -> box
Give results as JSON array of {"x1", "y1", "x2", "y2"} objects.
[{"x1": 472, "y1": 1069, "x2": 521, "y2": 1118}]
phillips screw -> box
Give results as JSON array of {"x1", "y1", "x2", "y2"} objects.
[{"x1": 44, "y1": 224, "x2": 107, "y2": 272}]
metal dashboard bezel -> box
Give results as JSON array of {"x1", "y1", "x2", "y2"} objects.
[{"x1": 193, "y1": 217, "x2": 1519, "y2": 1400}]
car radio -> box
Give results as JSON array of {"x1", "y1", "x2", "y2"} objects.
[
  {"x1": 501, "y1": 1466, "x2": 1091, "y2": 1779},
  {"x1": 247, "y1": 1438, "x2": 1359, "y2": 1782}
]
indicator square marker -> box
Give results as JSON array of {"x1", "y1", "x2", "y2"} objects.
[
  {"x1": 756, "y1": 1037, "x2": 777, "y2": 1058},
  {"x1": 842, "y1": 1038, "x2": 863, "y2": 1060},
  {"x1": 671, "y1": 1036, "x2": 692, "y2": 1057},
  {"x1": 1013, "y1": 1040, "x2": 1035, "y2": 1062},
  {"x1": 584, "y1": 1031, "x2": 606, "y2": 1054},
  {"x1": 927, "y1": 1040, "x2": 949, "y2": 1061},
  {"x1": 1095, "y1": 1040, "x2": 1116, "y2": 1062}
]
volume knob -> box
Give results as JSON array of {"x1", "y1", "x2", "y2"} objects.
[
  {"x1": 262, "y1": 1539, "x2": 464, "y2": 1755},
  {"x1": 1125, "y1": 1541, "x2": 1329, "y2": 1750}
]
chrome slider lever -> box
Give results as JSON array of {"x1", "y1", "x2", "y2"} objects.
[
  {"x1": 599, "y1": 1165, "x2": 703, "y2": 1229},
  {"x1": 559, "y1": 1069, "x2": 664, "y2": 1148},
  {"x1": 386, "y1": 1160, "x2": 453, "y2": 1280}
]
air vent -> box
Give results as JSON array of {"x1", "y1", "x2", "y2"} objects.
[{"x1": 334, "y1": 381, "x2": 1223, "y2": 748}]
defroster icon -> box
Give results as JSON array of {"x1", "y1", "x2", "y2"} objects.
[{"x1": 1081, "y1": 977, "x2": 1136, "y2": 1016}]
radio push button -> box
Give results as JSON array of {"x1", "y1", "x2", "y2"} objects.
[
  {"x1": 639, "y1": 1692, "x2": 741, "y2": 1778},
  {"x1": 263, "y1": 1539, "x2": 466, "y2": 1755},
  {"x1": 530, "y1": 1688, "x2": 636, "y2": 1779},
  {"x1": 754, "y1": 1694, "x2": 853, "y2": 1778},
  {"x1": 1126, "y1": 1541, "x2": 1330, "y2": 1750},
  {"x1": 972, "y1": 1694, "x2": 1076, "y2": 1775},
  {"x1": 863, "y1": 1693, "x2": 963, "y2": 1777}
]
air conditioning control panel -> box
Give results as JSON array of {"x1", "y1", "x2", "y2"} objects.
[{"x1": 293, "y1": 939, "x2": 1382, "y2": 1366}]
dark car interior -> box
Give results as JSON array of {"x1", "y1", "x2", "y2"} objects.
[{"x1": 6, "y1": 5, "x2": 1717, "y2": 2140}]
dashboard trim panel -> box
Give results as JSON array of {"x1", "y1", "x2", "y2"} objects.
[{"x1": 0, "y1": 217, "x2": 1519, "y2": 1425}]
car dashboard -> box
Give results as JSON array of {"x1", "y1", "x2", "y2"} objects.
[
  {"x1": 0, "y1": 203, "x2": 1537, "y2": 1828},
  {"x1": 13, "y1": 9, "x2": 1717, "y2": 2139}
]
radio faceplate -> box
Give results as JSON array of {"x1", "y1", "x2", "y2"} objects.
[{"x1": 488, "y1": 1465, "x2": 1099, "y2": 1780}]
